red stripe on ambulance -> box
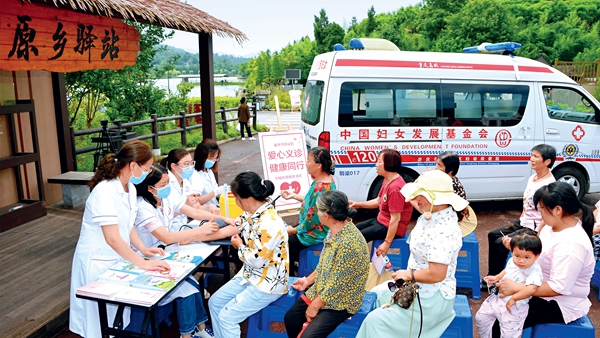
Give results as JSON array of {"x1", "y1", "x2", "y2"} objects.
[{"x1": 335, "y1": 59, "x2": 552, "y2": 73}]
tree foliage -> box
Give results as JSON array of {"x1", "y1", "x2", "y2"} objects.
[{"x1": 239, "y1": 0, "x2": 600, "y2": 89}]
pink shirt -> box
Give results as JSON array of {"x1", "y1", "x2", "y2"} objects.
[{"x1": 537, "y1": 221, "x2": 595, "y2": 323}]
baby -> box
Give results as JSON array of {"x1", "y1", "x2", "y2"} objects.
[{"x1": 476, "y1": 229, "x2": 543, "y2": 338}]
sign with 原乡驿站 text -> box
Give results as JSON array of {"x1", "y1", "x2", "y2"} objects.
[
  {"x1": 259, "y1": 130, "x2": 311, "y2": 211},
  {"x1": 0, "y1": 1, "x2": 140, "y2": 72}
]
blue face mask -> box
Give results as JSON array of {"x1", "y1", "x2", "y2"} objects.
[
  {"x1": 130, "y1": 169, "x2": 149, "y2": 185},
  {"x1": 152, "y1": 185, "x2": 171, "y2": 199},
  {"x1": 205, "y1": 159, "x2": 215, "y2": 169},
  {"x1": 179, "y1": 165, "x2": 194, "y2": 179}
]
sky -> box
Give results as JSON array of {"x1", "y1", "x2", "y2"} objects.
[{"x1": 164, "y1": 0, "x2": 420, "y2": 57}]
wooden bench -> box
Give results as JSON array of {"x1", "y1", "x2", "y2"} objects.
[{"x1": 48, "y1": 171, "x2": 94, "y2": 208}]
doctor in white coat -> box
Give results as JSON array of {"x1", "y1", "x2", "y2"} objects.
[{"x1": 69, "y1": 140, "x2": 170, "y2": 338}]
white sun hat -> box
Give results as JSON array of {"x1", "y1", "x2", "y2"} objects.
[{"x1": 400, "y1": 170, "x2": 469, "y2": 212}]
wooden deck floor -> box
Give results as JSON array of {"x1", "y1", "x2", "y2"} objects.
[{"x1": 0, "y1": 203, "x2": 84, "y2": 338}]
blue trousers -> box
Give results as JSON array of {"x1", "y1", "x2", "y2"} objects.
[{"x1": 176, "y1": 279, "x2": 209, "y2": 335}]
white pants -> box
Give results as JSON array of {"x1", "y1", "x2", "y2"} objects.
[{"x1": 476, "y1": 294, "x2": 529, "y2": 338}]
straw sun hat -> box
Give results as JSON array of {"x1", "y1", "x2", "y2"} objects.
[{"x1": 400, "y1": 170, "x2": 469, "y2": 220}]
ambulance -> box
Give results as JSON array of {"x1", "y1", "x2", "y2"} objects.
[{"x1": 300, "y1": 39, "x2": 600, "y2": 202}]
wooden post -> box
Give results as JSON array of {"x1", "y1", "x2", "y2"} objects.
[
  {"x1": 199, "y1": 32, "x2": 216, "y2": 140},
  {"x1": 220, "y1": 106, "x2": 228, "y2": 133},
  {"x1": 252, "y1": 104, "x2": 257, "y2": 130},
  {"x1": 151, "y1": 114, "x2": 158, "y2": 151},
  {"x1": 69, "y1": 126, "x2": 77, "y2": 171},
  {"x1": 52, "y1": 72, "x2": 76, "y2": 172},
  {"x1": 180, "y1": 110, "x2": 188, "y2": 147}
]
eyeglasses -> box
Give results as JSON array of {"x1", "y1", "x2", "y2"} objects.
[
  {"x1": 388, "y1": 279, "x2": 405, "y2": 292},
  {"x1": 208, "y1": 157, "x2": 219, "y2": 162},
  {"x1": 137, "y1": 162, "x2": 153, "y2": 174},
  {"x1": 176, "y1": 160, "x2": 196, "y2": 168}
]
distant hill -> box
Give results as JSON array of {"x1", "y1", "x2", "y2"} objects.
[{"x1": 153, "y1": 45, "x2": 251, "y2": 76}]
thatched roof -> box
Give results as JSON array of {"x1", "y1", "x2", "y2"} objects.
[{"x1": 25, "y1": 0, "x2": 247, "y2": 43}]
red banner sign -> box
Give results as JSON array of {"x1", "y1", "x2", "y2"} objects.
[{"x1": 0, "y1": 1, "x2": 140, "y2": 72}]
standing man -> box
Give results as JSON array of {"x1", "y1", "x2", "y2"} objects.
[{"x1": 238, "y1": 97, "x2": 254, "y2": 140}]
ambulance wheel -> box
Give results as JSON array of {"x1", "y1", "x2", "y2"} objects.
[{"x1": 553, "y1": 167, "x2": 586, "y2": 200}]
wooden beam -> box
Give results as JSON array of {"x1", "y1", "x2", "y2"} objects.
[
  {"x1": 52, "y1": 72, "x2": 76, "y2": 172},
  {"x1": 199, "y1": 33, "x2": 216, "y2": 141}
]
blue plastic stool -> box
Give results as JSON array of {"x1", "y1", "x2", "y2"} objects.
[
  {"x1": 455, "y1": 232, "x2": 481, "y2": 299},
  {"x1": 371, "y1": 234, "x2": 410, "y2": 271},
  {"x1": 246, "y1": 277, "x2": 301, "y2": 338},
  {"x1": 521, "y1": 315, "x2": 595, "y2": 338},
  {"x1": 591, "y1": 260, "x2": 600, "y2": 301},
  {"x1": 327, "y1": 291, "x2": 377, "y2": 338},
  {"x1": 297, "y1": 243, "x2": 324, "y2": 277},
  {"x1": 440, "y1": 295, "x2": 472, "y2": 338}
]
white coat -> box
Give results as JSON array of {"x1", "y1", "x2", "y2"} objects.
[{"x1": 69, "y1": 178, "x2": 137, "y2": 338}]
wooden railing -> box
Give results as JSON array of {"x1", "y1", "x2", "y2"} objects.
[
  {"x1": 554, "y1": 59, "x2": 600, "y2": 85},
  {"x1": 70, "y1": 105, "x2": 256, "y2": 168}
]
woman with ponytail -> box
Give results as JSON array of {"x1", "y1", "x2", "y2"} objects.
[
  {"x1": 496, "y1": 182, "x2": 595, "y2": 337},
  {"x1": 70, "y1": 140, "x2": 170, "y2": 338},
  {"x1": 284, "y1": 190, "x2": 370, "y2": 338},
  {"x1": 209, "y1": 172, "x2": 289, "y2": 338},
  {"x1": 160, "y1": 148, "x2": 234, "y2": 230}
]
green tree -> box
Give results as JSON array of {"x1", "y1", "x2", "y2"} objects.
[
  {"x1": 366, "y1": 6, "x2": 377, "y2": 36},
  {"x1": 270, "y1": 52, "x2": 285, "y2": 84},
  {"x1": 313, "y1": 9, "x2": 330, "y2": 54}
]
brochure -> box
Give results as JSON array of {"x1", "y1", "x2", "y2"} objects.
[
  {"x1": 113, "y1": 286, "x2": 164, "y2": 306},
  {"x1": 130, "y1": 275, "x2": 176, "y2": 292},
  {"x1": 76, "y1": 281, "x2": 127, "y2": 298}
]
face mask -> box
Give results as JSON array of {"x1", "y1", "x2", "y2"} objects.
[
  {"x1": 179, "y1": 166, "x2": 194, "y2": 179},
  {"x1": 152, "y1": 185, "x2": 171, "y2": 199},
  {"x1": 205, "y1": 159, "x2": 215, "y2": 169},
  {"x1": 130, "y1": 168, "x2": 149, "y2": 185}
]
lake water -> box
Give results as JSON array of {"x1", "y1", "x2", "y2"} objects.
[{"x1": 154, "y1": 78, "x2": 242, "y2": 98}]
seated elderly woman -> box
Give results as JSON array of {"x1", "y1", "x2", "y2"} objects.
[
  {"x1": 284, "y1": 190, "x2": 370, "y2": 338},
  {"x1": 494, "y1": 182, "x2": 595, "y2": 337},
  {"x1": 281, "y1": 146, "x2": 336, "y2": 272},
  {"x1": 356, "y1": 170, "x2": 468, "y2": 338},
  {"x1": 349, "y1": 148, "x2": 413, "y2": 257}
]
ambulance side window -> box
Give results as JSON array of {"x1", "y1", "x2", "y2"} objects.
[
  {"x1": 339, "y1": 82, "x2": 441, "y2": 127},
  {"x1": 301, "y1": 80, "x2": 324, "y2": 126},
  {"x1": 544, "y1": 87, "x2": 599, "y2": 124},
  {"x1": 443, "y1": 84, "x2": 529, "y2": 127}
]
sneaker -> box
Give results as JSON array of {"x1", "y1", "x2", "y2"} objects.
[
  {"x1": 192, "y1": 326, "x2": 214, "y2": 338},
  {"x1": 241, "y1": 137, "x2": 246, "y2": 140},
  {"x1": 249, "y1": 137, "x2": 256, "y2": 140}
]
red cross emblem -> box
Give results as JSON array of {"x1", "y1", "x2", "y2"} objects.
[{"x1": 572, "y1": 125, "x2": 585, "y2": 141}]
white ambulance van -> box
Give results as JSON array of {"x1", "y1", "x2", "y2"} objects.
[{"x1": 301, "y1": 39, "x2": 600, "y2": 202}]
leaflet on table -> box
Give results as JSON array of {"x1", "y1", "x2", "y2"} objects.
[
  {"x1": 143, "y1": 261, "x2": 196, "y2": 280},
  {"x1": 97, "y1": 270, "x2": 139, "y2": 284},
  {"x1": 113, "y1": 286, "x2": 165, "y2": 306},
  {"x1": 76, "y1": 281, "x2": 128, "y2": 298},
  {"x1": 162, "y1": 252, "x2": 204, "y2": 264},
  {"x1": 108, "y1": 259, "x2": 194, "y2": 280},
  {"x1": 130, "y1": 274, "x2": 177, "y2": 292}
]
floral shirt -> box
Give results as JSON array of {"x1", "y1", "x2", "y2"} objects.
[
  {"x1": 407, "y1": 207, "x2": 462, "y2": 299},
  {"x1": 297, "y1": 181, "x2": 336, "y2": 246},
  {"x1": 305, "y1": 221, "x2": 370, "y2": 314},
  {"x1": 520, "y1": 174, "x2": 555, "y2": 230},
  {"x1": 452, "y1": 176, "x2": 467, "y2": 200},
  {"x1": 235, "y1": 202, "x2": 289, "y2": 294}
]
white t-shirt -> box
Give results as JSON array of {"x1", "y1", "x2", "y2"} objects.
[
  {"x1": 501, "y1": 259, "x2": 543, "y2": 308},
  {"x1": 165, "y1": 171, "x2": 193, "y2": 228},
  {"x1": 520, "y1": 174, "x2": 555, "y2": 230},
  {"x1": 134, "y1": 196, "x2": 176, "y2": 248},
  {"x1": 191, "y1": 169, "x2": 219, "y2": 205}
]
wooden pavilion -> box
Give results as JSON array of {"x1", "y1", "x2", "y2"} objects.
[
  {"x1": 0, "y1": 0, "x2": 247, "y2": 231},
  {"x1": 0, "y1": 1, "x2": 245, "y2": 336}
]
